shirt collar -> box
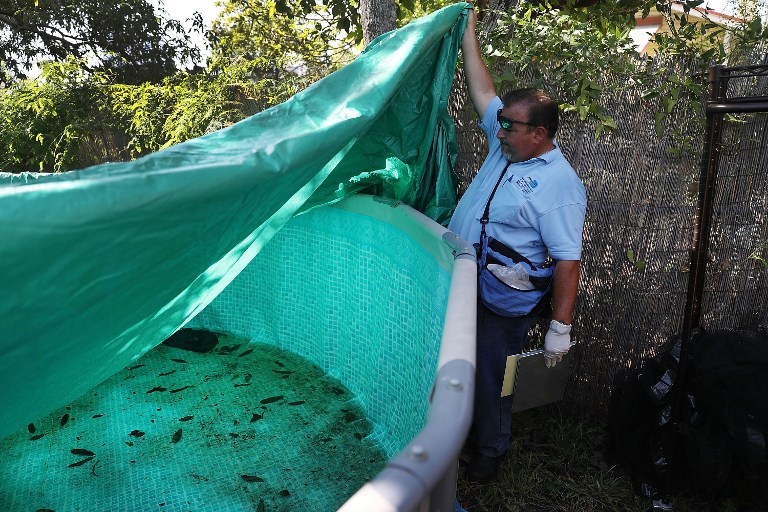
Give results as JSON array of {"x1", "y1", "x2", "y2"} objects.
[{"x1": 507, "y1": 141, "x2": 561, "y2": 167}]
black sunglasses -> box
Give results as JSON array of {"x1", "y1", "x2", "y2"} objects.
[{"x1": 497, "y1": 109, "x2": 538, "y2": 130}]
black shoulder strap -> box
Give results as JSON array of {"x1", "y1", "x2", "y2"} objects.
[{"x1": 480, "y1": 161, "x2": 512, "y2": 239}]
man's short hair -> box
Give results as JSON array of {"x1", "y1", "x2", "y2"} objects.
[{"x1": 501, "y1": 88, "x2": 559, "y2": 139}]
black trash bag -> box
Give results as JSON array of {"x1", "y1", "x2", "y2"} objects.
[
  {"x1": 682, "y1": 329, "x2": 768, "y2": 502},
  {"x1": 606, "y1": 341, "x2": 685, "y2": 498},
  {"x1": 606, "y1": 329, "x2": 768, "y2": 504}
]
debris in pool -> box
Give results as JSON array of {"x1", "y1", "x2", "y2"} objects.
[
  {"x1": 257, "y1": 499, "x2": 266, "y2": 512},
  {"x1": 29, "y1": 434, "x2": 45, "y2": 441},
  {"x1": 343, "y1": 411, "x2": 357, "y2": 422},
  {"x1": 274, "y1": 360, "x2": 284, "y2": 367},
  {"x1": 162, "y1": 328, "x2": 219, "y2": 353},
  {"x1": 179, "y1": 415, "x2": 194, "y2": 422},
  {"x1": 35, "y1": 509, "x2": 55, "y2": 512},
  {"x1": 147, "y1": 386, "x2": 167, "y2": 393},
  {"x1": 60, "y1": 414, "x2": 70, "y2": 426},
  {"x1": 171, "y1": 429, "x2": 183, "y2": 443},
  {"x1": 27, "y1": 423, "x2": 35, "y2": 433},
  {"x1": 244, "y1": 373, "x2": 252, "y2": 383},
  {"x1": 288, "y1": 401, "x2": 305, "y2": 406},
  {"x1": 170, "y1": 385, "x2": 193, "y2": 394},
  {"x1": 171, "y1": 359, "x2": 187, "y2": 364},
  {"x1": 238, "y1": 348, "x2": 254, "y2": 358},
  {"x1": 260, "y1": 395, "x2": 284, "y2": 404},
  {"x1": 234, "y1": 383, "x2": 252, "y2": 388},
  {"x1": 216, "y1": 344, "x2": 241, "y2": 355},
  {"x1": 127, "y1": 364, "x2": 145, "y2": 371},
  {"x1": 67, "y1": 456, "x2": 94, "y2": 467},
  {"x1": 130, "y1": 430, "x2": 145, "y2": 438},
  {"x1": 240, "y1": 474, "x2": 265, "y2": 483},
  {"x1": 92, "y1": 414, "x2": 104, "y2": 418},
  {"x1": 279, "y1": 489, "x2": 291, "y2": 497},
  {"x1": 272, "y1": 370, "x2": 292, "y2": 375},
  {"x1": 354, "y1": 433, "x2": 363, "y2": 440},
  {"x1": 331, "y1": 386, "x2": 345, "y2": 395},
  {"x1": 70, "y1": 448, "x2": 95, "y2": 456},
  {"x1": 250, "y1": 413, "x2": 262, "y2": 423},
  {"x1": 159, "y1": 370, "x2": 176, "y2": 377}
]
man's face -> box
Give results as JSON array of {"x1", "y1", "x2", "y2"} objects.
[{"x1": 496, "y1": 104, "x2": 538, "y2": 163}]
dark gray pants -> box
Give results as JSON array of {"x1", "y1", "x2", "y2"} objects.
[{"x1": 473, "y1": 300, "x2": 532, "y2": 457}]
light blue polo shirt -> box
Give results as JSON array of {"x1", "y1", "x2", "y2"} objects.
[{"x1": 448, "y1": 96, "x2": 587, "y2": 265}]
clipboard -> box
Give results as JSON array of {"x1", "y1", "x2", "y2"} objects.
[{"x1": 501, "y1": 348, "x2": 572, "y2": 413}]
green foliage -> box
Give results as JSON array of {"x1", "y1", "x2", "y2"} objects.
[
  {"x1": 750, "y1": 242, "x2": 768, "y2": 268},
  {"x1": 483, "y1": 0, "x2": 765, "y2": 143},
  {"x1": 486, "y1": 2, "x2": 641, "y2": 138},
  {"x1": 268, "y1": 0, "x2": 458, "y2": 45},
  {"x1": 110, "y1": 61, "x2": 307, "y2": 158},
  {"x1": 275, "y1": 0, "x2": 361, "y2": 39},
  {"x1": 0, "y1": 57, "x2": 316, "y2": 172},
  {"x1": 3, "y1": 0, "x2": 766, "y2": 175},
  {"x1": 0, "y1": 0, "x2": 201, "y2": 85},
  {"x1": 209, "y1": 0, "x2": 357, "y2": 79},
  {"x1": 395, "y1": 0, "x2": 457, "y2": 28},
  {"x1": 0, "y1": 57, "x2": 108, "y2": 172}
]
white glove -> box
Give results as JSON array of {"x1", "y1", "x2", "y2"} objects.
[{"x1": 544, "y1": 320, "x2": 572, "y2": 368}]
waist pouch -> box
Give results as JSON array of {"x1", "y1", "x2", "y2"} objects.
[{"x1": 476, "y1": 235, "x2": 554, "y2": 318}]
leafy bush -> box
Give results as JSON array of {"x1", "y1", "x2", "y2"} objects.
[{"x1": 0, "y1": 58, "x2": 109, "y2": 172}]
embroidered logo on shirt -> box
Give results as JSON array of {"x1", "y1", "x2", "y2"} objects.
[{"x1": 516, "y1": 176, "x2": 538, "y2": 195}]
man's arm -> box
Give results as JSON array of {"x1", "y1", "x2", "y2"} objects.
[
  {"x1": 461, "y1": 5, "x2": 497, "y2": 117},
  {"x1": 543, "y1": 259, "x2": 580, "y2": 368},
  {"x1": 550, "y1": 259, "x2": 580, "y2": 325}
]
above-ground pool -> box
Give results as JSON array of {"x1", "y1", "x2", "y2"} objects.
[{"x1": 2, "y1": 194, "x2": 477, "y2": 511}]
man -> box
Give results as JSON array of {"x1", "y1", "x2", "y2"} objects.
[{"x1": 448, "y1": 5, "x2": 587, "y2": 483}]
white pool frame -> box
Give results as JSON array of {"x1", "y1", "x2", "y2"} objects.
[{"x1": 189, "y1": 192, "x2": 477, "y2": 511}]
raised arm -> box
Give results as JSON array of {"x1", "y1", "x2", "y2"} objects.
[{"x1": 461, "y1": 5, "x2": 497, "y2": 117}]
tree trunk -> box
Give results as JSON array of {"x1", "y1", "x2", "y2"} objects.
[{"x1": 359, "y1": 0, "x2": 397, "y2": 46}]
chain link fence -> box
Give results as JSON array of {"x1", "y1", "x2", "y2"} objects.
[{"x1": 448, "y1": 40, "x2": 768, "y2": 418}]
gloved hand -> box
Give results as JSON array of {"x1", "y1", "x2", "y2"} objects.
[{"x1": 544, "y1": 320, "x2": 572, "y2": 368}]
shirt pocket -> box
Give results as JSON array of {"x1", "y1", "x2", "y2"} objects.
[{"x1": 481, "y1": 179, "x2": 530, "y2": 227}]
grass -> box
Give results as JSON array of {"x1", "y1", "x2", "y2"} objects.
[{"x1": 454, "y1": 405, "x2": 758, "y2": 512}]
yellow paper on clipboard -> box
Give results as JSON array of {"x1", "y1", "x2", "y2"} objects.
[{"x1": 501, "y1": 354, "x2": 520, "y2": 397}]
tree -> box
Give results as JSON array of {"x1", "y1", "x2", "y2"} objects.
[
  {"x1": 208, "y1": 0, "x2": 356, "y2": 81},
  {"x1": 0, "y1": 0, "x2": 203, "y2": 85},
  {"x1": 360, "y1": 0, "x2": 397, "y2": 45},
  {"x1": 0, "y1": 57, "x2": 110, "y2": 172}
]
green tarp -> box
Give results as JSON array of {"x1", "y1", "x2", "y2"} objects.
[{"x1": 0, "y1": 4, "x2": 469, "y2": 438}]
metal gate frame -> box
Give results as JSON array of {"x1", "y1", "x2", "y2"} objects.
[{"x1": 675, "y1": 63, "x2": 768, "y2": 420}]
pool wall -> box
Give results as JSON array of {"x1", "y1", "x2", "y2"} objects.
[{"x1": 187, "y1": 194, "x2": 477, "y2": 510}]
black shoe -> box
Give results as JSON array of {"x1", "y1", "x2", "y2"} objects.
[{"x1": 465, "y1": 453, "x2": 505, "y2": 483}]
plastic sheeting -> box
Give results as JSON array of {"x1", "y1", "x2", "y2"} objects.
[{"x1": 0, "y1": 3, "x2": 469, "y2": 439}]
